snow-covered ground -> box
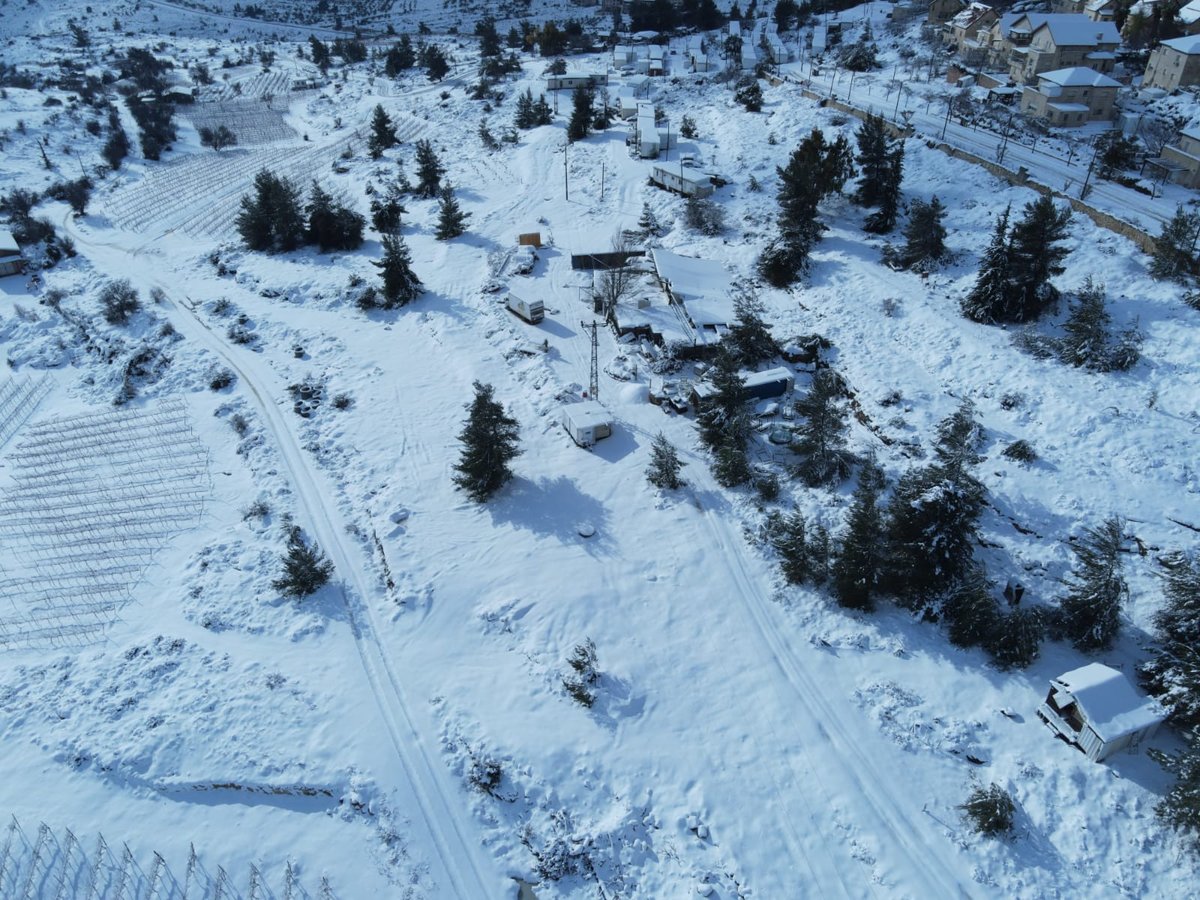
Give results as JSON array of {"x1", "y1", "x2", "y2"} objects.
[{"x1": 2, "y1": 1, "x2": 1199, "y2": 897}]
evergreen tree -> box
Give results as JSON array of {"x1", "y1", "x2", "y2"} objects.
[
  {"x1": 1007, "y1": 194, "x2": 1072, "y2": 322},
  {"x1": 1142, "y1": 554, "x2": 1200, "y2": 729},
  {"x1": 891, "y1": 196, "x2": 948, "y2": 272},
  {"x1": 771, "y1": 510, "x2": 809, "y2": 584},
  {"x1": 863, "y1": 147, "x2": 903, "y2": 235},
  {"x1": 533, "y1": 94, "x2": 554, "y2": 126},
  {"x1": 478, "y1": 119, "x2": 500, "y2": 151},
  {"x1": 308, "y1": 35, "x2": 331, "y2": 73},
  {"x1": 1060, "y1": 517, "x2": 1128, "y2": 651},
  {"x1": 372, "y1": 234, "x2": 422, "y2": 308},
  {"x1": 961, "y1": 206, "x2": 1013, "y2": 324},
  {"x1": 988, "y1": 606, "x2": 1043, "y2": 669},
  {"x1": 646, "y1": 432, "x2": 686, "y2": 490},
  {"x1": 423, "y1": 43, "x2": 450, "y2": 81},
  {"x1": 272, "y1": 526, "x2": 334, "y2": 599},
  {"x1": 413, "y1": 139, "x2": 444, "y2": 198},
  {"x1": 514, "y1": 88, "x2": 536, "y2": 129},
  {"x1": 453, "y1": 381, "x2": 522, "y2": 502},
  {"x1": 637, "y1": 202, "x2": 663, "y2": 238},
  {"x1": 941, "y1": 565, "x2": 999, "y2": 648},
  {"x1": 933, "y1": 400, "x2": 985, "y2": 476},
  {"x1": 567, "y1": 85, "x2": 594, "y2": 142},
  {"x1": 434, "y1": 184, "x2": 470, "y2": 240},
  {"x1": 305, "y1": 181, "x2": 364, "y2": 252},
  {"x1": 102, "y1": 126, "x2": 131, "y2": 170},
  {"x1": 831, "y1": 457, "x2": 886, "y2": 611},
  {"x1": 853, "y1": 113, "x2": 890, "y2": 209},
  {"x1": 369, "y1": 184, "x2": 406, "y2": 234},
  {"x1": 712, "y1": 441, "x2": 752, "y2": 487},
  {"x1": 236, "y1": 169, "x2": 304, "y2": 253},
  {"x1": 1058, "y1": 276, "x2": 1112, "y2": 370},
  {"x1": 476, "y1": 14, "x2": 501, "y2": 60},
  {"x1": 696, "y1": 345, "x2": 749, "y2": 452},
  {"x1": 368, "y1": 104, "x2": 397, "y2": 159},
  {"x1": 1149, "y1": 205, "x2": 1200, "y2": 282},
  {"x1": 726, "y1": 294, "x2": 777, "y2": 366},
  {"x1": 793, "y1": 368, "x2": 851, "y2": 487},
  {"x1": 734, "y1": 78, "x2": 763, "y2": 112},
  {"x1": 1150, "y1": 730, "x2": 1200, "y2": 849}
]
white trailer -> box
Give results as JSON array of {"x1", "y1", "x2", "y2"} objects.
[
  {"x1": 507, "y1": 294, "x2": 545, "y2": 324},
  {"x1": 562, "y1": 401, "x2": 613, "y2": 447}
]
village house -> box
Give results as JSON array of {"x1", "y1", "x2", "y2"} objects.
[
  {"x1": 649, "y1": 163, "x2": 723, "y2": 198},
  {"x1": 0, "y1": 229, "x2": 25, "y2": 277},
  {"x1": 1019, "y1": 66, "x2": 1121, "y2": 125},
  {"x1": 1051, "y1": 0, "x2": 1117, "y2": 19},
  {"x1": 1154, "y1": 124, "x2": 1200, "y2": 187},
  {"x1": 1037, "y1": 664, "x2": 1164, "y2": 762},
  {"x1": 1006, "y1": 14, "x2": 1121, "y2": 84},
  {"x1": 928, "y1": 0, "x2": 967, "y2": 26},
  {"x1": 1181, "y1": 0, "x2": 1200, "y2": 35},
  {"x1": 944, "y1": 2, "x2": 999, "y2": 56},
  {"x1": 1143, "y1": 34, "x2": 1200, "y2": 91},
  {"x1": 543, "y1": 71, "x2": 608, "y2": 92}
]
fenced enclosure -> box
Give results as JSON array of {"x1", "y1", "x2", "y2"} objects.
[
  {"x1": 196, "y1": 70, "x2": 297, "y2": 103},
  {"x1": 0, "y1": 399, "x2": 210, "y2": 650},
  {"x1": 103, "y1": 135, "x2": 362, "y2": 240},
  {"x1": 0, "y1": 376, "x2": 52, "y2": 451},
  {"x1": 0, "y1": 815, "x2": 337, "y2": 899},
  {"x1": 183, "y1": 99, "x2": 297, "y2": 147}
]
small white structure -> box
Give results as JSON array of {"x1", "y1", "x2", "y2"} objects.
[
  {"x1": 1037, "y1": 663, "x2": 1165, "y2": 762},
  {"x1": 544, "y1": 71, "x2": 607, "y2": 92},
  {"x1": 0, "y1": 229, "x2": 24, "y2": 277},
  {"x1": 635, "y1": 112, "x2": 660, "y2": 157},
  {"x1": 562, "y1": 401, "x2": 612, "y2": 447},
  {"x1": 650, "y1": 164, "x2": 718, "y2": 197}
]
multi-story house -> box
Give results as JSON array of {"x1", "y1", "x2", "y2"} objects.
[
  {"x1": 1019, "y1": 66, "x2": 1121, "y2": 126},
  {"x1": 1143, "y1": 35, "x2": 1200, "y2": 91}
]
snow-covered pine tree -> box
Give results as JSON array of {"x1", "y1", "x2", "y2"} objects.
[
  {"x1": 370, "y1": 183, "x2": 406, "y2": 234},
  {"x1": 696, "y1": 345, "x2": 750, "y2": 452},
  {"x1": 434, "y1": 184, "x2": 470, "y2": 240},
  {"x1": 1149, "y1": 205, "x2": 1200, "y2": 283},
  {"x1": 1059, "y1": 516, "x2": 1128, "y2": 651},
  {"x1": 1059, "y1": 276, "x2": 1113, "y2": 370},
  {"x1": 452, "y1": 381, "x2": 522, "y2": 502},
  {"x1": 1150, "y1": 728, "x2": 1200, "y2": 846},
  {"x1": 726, "y1": 293, "x2": 777, "y2": 366},
  {"x1": 892, "y1": 195, "x2": 948, "y2": 272},
  {"x1": 305, "y1": 181, "x2": 364, "y2": 251},
  {"x1": 272, "y1": 526, "x2": 334, "y2": 599},
  {"x1": 514, "y1": 88, "x2": 536, "y2": 129},
  {"x1": 770, "y1": 509, "x2": 808, "y2": 584},
  {"x1": 413, "y1": 139, "x2": 444, "y2": 198},
  {"x1": 961, "y1": 205, "x2": 1012, "y2": 323},
  {"x1": 712, "y1": 441, "x2": 752, "y2": 487},
  {"x1": 831, "y1": 456, "x2": 886, "y2": 611},
  {"x1": 853, "y1": 113, "x2": 890, "y2": 209},
  {"x1": 533, "y1": 94, "x2": 554, "y2": 126},
  {"x1": 793, "y1": 368, "x2": 851, "y2": 487},
  {"x1": 941, "y1": 564, "x2": 999, "y2": 649},
  {"x1": 637, "y1": 201, "x2": 663, "y2": 238},
  {"x1": 988, "y1": 606, "x2": 1043, "y2": 669},
  {"x1": 368, "y1": 104, "x2": 397, "y2": 159},
  {"x1": 863, "y1": 147, "x2": 903, "y2": 235},
  {"x1": 371, "y1": 233, "x2": 422, "y2": 308},
  {"x1": 646, "y1": 432, "x2": 686, "y2": 490},
  {"x1": 1007, "y1": 194, "x2": 1072, "y2": 322},
  {"x1": 567, "y1": 85, "x2": 593, "y2": 142},
  {"x1": 1141, "y1": 553, "x2": 1200, "y2": 728}
]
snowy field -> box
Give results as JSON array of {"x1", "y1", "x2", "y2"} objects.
[{"x1": 2, "y1": 0, "x2": 1199, "y2": 897}]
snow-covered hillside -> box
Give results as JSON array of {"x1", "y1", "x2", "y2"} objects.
[{"x1": 1, "y1": 1, "x2": 1198, "y2": 897}]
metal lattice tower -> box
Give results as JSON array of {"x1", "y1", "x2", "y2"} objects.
[{"x1": 581, "y1": 320, "x2": 599, "y2": 400}]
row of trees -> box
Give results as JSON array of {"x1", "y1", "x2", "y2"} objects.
[{"x1": 236, "y1": 170, "x2": 365, "y2": 253}]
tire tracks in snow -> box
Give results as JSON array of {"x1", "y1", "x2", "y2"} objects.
[{"x1": 61, "y1": 219, "x2": 502, "y2": 899}]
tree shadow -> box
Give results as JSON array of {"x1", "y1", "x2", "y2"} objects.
[{"x1": 489, "y1": 475, "x2": 613, "y2": 556}]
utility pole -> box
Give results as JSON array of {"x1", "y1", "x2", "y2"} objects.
[
  {"x1": 580, "y1": 320, "x2": 600, "y2": 400},
  {"x1": 940, "y1": 96, "x2": 952, "y2": 141},
  {"x1": 600, "y1": 160, "x2": 605, "y2": 202},
  {"x1": 1080, "y1": 140, "x2": 1100, "y2": 200},
  {"x1": 564, "y1": 139, "x2": 569, "y2": 200}
]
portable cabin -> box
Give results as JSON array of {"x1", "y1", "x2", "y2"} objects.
[
  {"x1": 562, "y1": 401, "x2": 613, "y2": 447},
  {"x1": 647, "y1": 45, "x2": 665, "y2": 76},
  {"x1": 692, "y1": 366, "x2": 794, "y2": 406},
  {"x1": 1037, "y1": 663, "x2": 1165, "y2": 762},
  {"x1": 506, "y1": 293, "x2": 544, "y2": 323},
  {"x1": 0, "y1": 229, "x2": 25, "y2": 277},
  {"x1": 544, "y1": 71, "x2": 606, "y2": 92},
  {"x1": 635, "y1": 113, "x2": 660, "y2": 157},
  {"x1": 650, "y1": 164, "x2": 718, "y2": 198}
]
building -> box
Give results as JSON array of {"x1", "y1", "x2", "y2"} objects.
[
  {"x1": 649, "y1": 248, "x2": 734, "y2": 345},
  {"x1": 1143, "y1": 35, "x2": 1200, "y2": 91},
  {"x1": 929, "y1": 0, "x2": 968, "y2": 25},
  {"x1": 0, "y1": 229, "x2": 24, "y2": 277},
  {"x1": 1037, "y1": 664, "x2": 1165, "y2": 762},
  {"x1": 1181, "y1": 0, "x2": 1200, "y2": 36},
  {"x1": 544, "y1": 71, "x2": 607, "y2": 92},
  {"x1": 1155, "y1": 125, "x2": 1200, "y2": 187},
  {"x1": 692, "y1": 366, "x2": 795, "y2": 406},
  {"x1": 1083, "y1": 0, "x2": 1118, "y2": 20},
  {"x1": 944, "y1": 3, "x2": 998, "y2": 54},
  {"x1": 650, "y1": 163, "x2": 721, "y2": 197},
  {"x1": 1006, "y1": 14, "x2": 1120, "y2": 84},
  {"x1": 1020, "y1": 66, "x2": 1121, "y2": 126}
]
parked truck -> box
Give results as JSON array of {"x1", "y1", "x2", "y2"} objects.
[{"x1": 506, "y1": 293, "x2": 544, "y2": 324}]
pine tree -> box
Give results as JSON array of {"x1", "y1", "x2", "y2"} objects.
[
  {"x1": 413, "y1": 139, "x2": 444, "y2": 198},
  {"x1": 831, "y1": 457, "x2": 886, "y2": 611},
  {"x1": 696, "y1": 345, "x2": 749, "y2": 452},
  {"x1": 863, "y1": 147, "x2": 903, "y2": 235},
  {"x1": 933, "y1": 400, "x2": 985, "y2": 476},
  {"x1": 384, "y1": 35, "x2": 416, "y2": 76},
  {"x1": 892, "y1": 196, "x2": 948, "y2": 272},
  {"x1": 369, "y1": 184, "x2": 406, "y2": 234},
  {"x1": 453, "y1": 381, "x2": 522, "y2": 502},
  {"x1": 533, "y1": 94, "x2": 554, "y2": 126},
  {"x1": 988, "y1": 606, "x2": 1042, "y2": 669},
  {"x1": 1060, "y1": 517, "x2": 1127, "y2": 652},
  {"x1": 725, "y1": 294, "x2": 777, "y2": 366},
  {"x1": 272, "y1": 526, "x2": 334, "y2": 599},
  {"x1": 308, "y1": 35, "x2": 331, "y2": 73},
  {"x1": 434, "y1": 184, "x2": 470, "y2": 240},
  {"x1": 423, "y1": 44, "x2": 450, "y2": 82},
  {"x1": 853, "y1": 113, "x2": 890, "y2": 209},
  {"x1": 942, "y1": 565, "x2": 999, "y2": 648},
  {"x1": 961, "y1": 206, "x2": 1013, "y2": 324},
  {"x1": 368, "y1": 104, "x2": 397, "y2": 159},
  {"x1": 567, "y1": 85, "x2": 593, "y2": 142},
  {"x1": 646, "y1": 432, "x2": 686, "y2": 490},
  {"x1": 1150, "y1": 729, "x2": 1200, "y2": 848},
  {"x1": 1149, "y1": 205, "x2": 1200, "y2": 282},
  {"x1": 1141, "y1": 554, "x2": 1200, "y2": 728},
  {"x1": 1007, "y1": 194, "x2": 1072, "y2": 322},
  {"x1": 372, "y1": 234, "x2": 422, "y2": 308},
  {"x1": 712, "y1": 441, "x2": 752, "y2": 487},
  {"x1": 478, "y1": 119, "x2": 500, "y2": 151},
  {"x1": 793, "y1": 368, "x2": 851, "y2": 487},
  {"x1": 102, "y1": 126, "x2": 131, "y2": 170},
  {"x1": 771, "y1": 510, "x2": 809, "y2": 584},
  {"x1": 305, "y1": 181, "x2": 363, "y2": 252},
  {"x1": 734, "y1": 78, "x2": 763, "y2": 112},
  {"x1": 637, "y1": 201, "x2": 663, "y2": 238},
  {"x1": 514, "y1": 88, "x2": 536, "y2": 129},
  {"x1": 236, "y1": 169, "x2": 304, "y2": 253},
  {"x1": 1059, "y1": 276, "x2": 1112, "y2": 369}
]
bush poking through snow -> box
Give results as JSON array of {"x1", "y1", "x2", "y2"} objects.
[
  {"x1": 563, "y1": 639, "x2": 599, "y2": 708},
  {"x1": 272, "y1": 526, "x2": 334, "y2": 600},
  {"x1": 100, "y1": 279, "x2": 141, "y2": 325},
  {"x1": 960, "y1": 784, "x2": 1016, "y2": 837},
  {"x1": 467, "y1": 755, "x2": 504, "y2": 798},
  {"x1": 1001, "y1": 439, "x2": 1037, "y2": 464}
]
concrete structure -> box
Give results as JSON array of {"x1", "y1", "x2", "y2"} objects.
[
  {"x1": 944, "y1": 3, "x2": 998, "y2": 54},
  {"x1": 0, "y1": 229, "x2": 24, "y2": 277},
  {"x1": 928, "y1": 0, "x2": 967, "y2": 25},
  {"x1": 1037, "y1": 664, "x2": 1165, "y2": 762},
  {"x1": 1143, "y1": 35, "x2": 1200, "y2": 92},
  {"x1": 1181, "y1": 0, "x2": 1200, "y2": 35},
  {"x1": 1156, "y1": 125, "x2": 1200, "y2": 188},
  {"x1": 1020, "y1": 66, "x2": 1121, "y2": 126},
  {"x1": 1006, "y1": 14, "x2": 1120, "y2": 84}
]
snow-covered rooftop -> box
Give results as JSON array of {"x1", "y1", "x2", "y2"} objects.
[
  {"x1": 1160, "y1": 34, "x2": 1200, "y2": 55},
  {"x1": 1038, "y1": 66, "x2": 1121, "y2": 87},
  {"x1": 1053, "y1": 664, "x2": 1166, "y2": 742},
  {"x1": 1181, "y1": 0, "x2": 1200, "y2": 25},
  {"x1": 0, "y1": 228, "x2": 19, "y2": 256},
  {"x1": 1030, "y1": 14, "x2": 1120, "y2": 46}
]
